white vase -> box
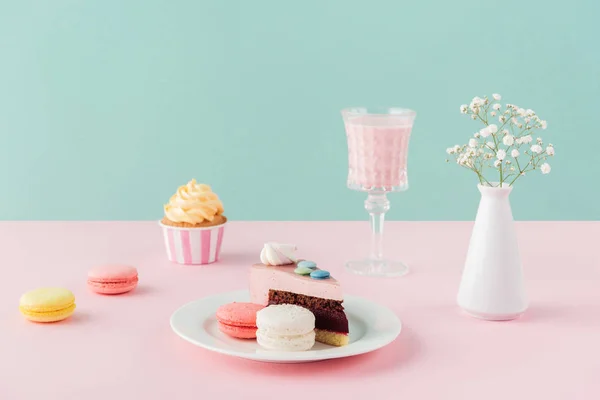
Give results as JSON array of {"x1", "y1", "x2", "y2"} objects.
[{"x1": 457, "y1": 183, "x2": 528, "y2": 321}]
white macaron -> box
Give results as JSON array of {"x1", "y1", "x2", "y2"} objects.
[{"x1": 256, "y1": 304, "x2": 316, "y2": 351}]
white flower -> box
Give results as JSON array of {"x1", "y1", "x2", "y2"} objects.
[
  {"x1": 536, "y1": 137, "x2": 543, "y2": 144},
  {"x1": 470, "y1": 97, "x2": 484, "y2": 111},
  {"x1": 541, "y1": 120, "x2": 548, "y2": 129},
  {"x1": 530, "y1": 144, "x2": 543, "y2": 154},
  {"x1": 480, "y1": 127, "x2": 491, "y2": 137},
  {"x1": 540, "y1": 163, "x2": 551, "y2": 174},
  {"x1": 468, "y1": 138, "x2": 478, "y2": 148},
  {"x1": 521, "y1": 135, "x2": 533, "y2": 144},
  {"x1": 502, "y1": 129, "x2": 509, "y2": 135},
  {"x1": 503, "y1": 135, "x2": 514, "y2": 146},
  {"x1": 494, "y1": 159, "x2": 502, "y2": 168},
  {"x1": 471, "y1": 115, "x2": 477, "y2": 120},
  {"x1": 474, "y1": 132, "x2": 481, "y2": 138},
  {"x1": 524, "y1": 118, "x2": 531, "y2": 124},
  {"x1": 493, "y1": 103, "x2": 501, "y2": 110},
  {"x1": 510, "y1": 167, "x2": 515, "y2": 171},
  {"x1": 487, "y1": 124, "x2": 498, "y2": 134},
  {"x1": 446, "y1": 147, "x2": 454, "y2": 154},
  {"x1": 499, "y1": 115, "x2": 506, "y2": 123},
  {"x1": 458, "y1": 154, "x2": 474, "y2": 167},
  {"x1": 511, "y1": 117, "x2": 518, "y2": 124},
  {"x1": 517, "y1": 108, "x2": 526, "y2": 116},
  {"x1": 484, "y1": 153, "x2": 494, "y2": 159},
  {"x1": 511, "y1": 149, "x2": 520, "y2": 158},
  {"x1": 493, "y1": 93, "x2": 501, "y2": 100},
  {"x1": 526, "y1": 109, "x2": 534, "y2": 116},
  {"x1": 496, "y1": 149, "x2": 507, "y2": 160},
  {"x1": 517, "y1": 123, "x2": 523, "y2": 129},
  {"x1": 546, "y1": 146, "x2": 555, "y2": 156},
  {"x1": 486, "y1": 141, "x2": 495, "y2": 149},
  {"x1": 460, "y1": 104, "x2": 468, "y2": 114},
  {"x1": 472, "y1": 97, "x2": 484, "y2": 106},
  {"x1": 490, "y1": 111, "x2": 496, "y2": 117}
]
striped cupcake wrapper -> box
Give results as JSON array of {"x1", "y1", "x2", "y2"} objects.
[{"x1": 159, "y1": 222, "x2": 226, "y2": 265}]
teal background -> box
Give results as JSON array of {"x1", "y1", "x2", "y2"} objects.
[{"x1": 1, "y1": 1, "x2": 598, "y2": 221}]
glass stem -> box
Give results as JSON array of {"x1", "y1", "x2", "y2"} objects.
[{"x1": 365, "y1": 193, "x2": 390, "y2": 261}]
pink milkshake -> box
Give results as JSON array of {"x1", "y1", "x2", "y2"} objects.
[{"x1": 342, "y1": 108, "x2": 415, "y2": 192}]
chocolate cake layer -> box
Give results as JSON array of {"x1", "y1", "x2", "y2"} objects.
[{"x1": 268, "y1": 290, "x2": 349, "y2": 334}]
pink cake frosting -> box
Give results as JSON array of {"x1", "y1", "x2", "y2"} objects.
[{"x1": 249, "y1": 263, "x2": 343, "y2": 305}]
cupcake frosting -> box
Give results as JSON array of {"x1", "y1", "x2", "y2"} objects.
[
  {"x1": 164, "y1": 179, "x2": 224, "y2": 224},
  {"x1": 260, "y1": 243, "x2": 297, "y2": 266}
]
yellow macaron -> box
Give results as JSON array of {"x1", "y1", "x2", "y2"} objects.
[{"x1": 19, "y1": 287, "x2": 76, "y2": 322}]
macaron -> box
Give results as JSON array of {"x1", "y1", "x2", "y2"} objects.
[
  {"x1": 216, "y1": 302, "x2": 265, "y2": 339},
  {"x1": 256, "y1": 304, "x2": 315, "y2": 351},
  {"x1": 87, "y1": 264, "x2": 138, "y2": 294},
  {"x1": 19, "y1": 287, "x2": 76, "y2": 323}
]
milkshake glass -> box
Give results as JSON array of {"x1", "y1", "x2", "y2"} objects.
[{"x1": 342, "y1": 107, "x2": 416, "y2": 277}]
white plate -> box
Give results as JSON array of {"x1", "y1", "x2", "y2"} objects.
[{"x1": 170, "y1": 290, "x2": 402, "y2": 363}]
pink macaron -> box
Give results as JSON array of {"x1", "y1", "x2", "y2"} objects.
[
  {"x1": 215, "y1": 302, "x2": 265, "y2": 339},
  {"x1": 87, "y1": 264, "x2": 139, "y2": 294}
]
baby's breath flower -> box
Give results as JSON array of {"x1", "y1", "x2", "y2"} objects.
[
  {"x1": 521, "y1": 135, "x2": 533, "y2": 144},
  {"x1": 530, "y1": 144, "x2": 543, "y2": 154},
  {"x1": 470, "y1": 97, "x2": 484, "y2": 111},
  {"x1": 448, "y1": 94, "x2": 553, "y2": 185},
  {"x1": 540, "y1": 163, "x2": 551, "y2": 174},
  {"x1": 503, "y1": 135, "x2": 515, "y2": 146}
]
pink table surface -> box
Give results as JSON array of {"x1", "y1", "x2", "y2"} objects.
[{"x1": 1, "y1": 221, "x2": 599, "y2": 399}]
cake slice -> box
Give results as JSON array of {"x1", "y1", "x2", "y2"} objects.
[{"x1": 249, "y1": 261, "x2": 349, "y2": 346}]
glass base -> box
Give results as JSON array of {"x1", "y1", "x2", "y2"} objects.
[{"x1": 345, "y1": 259, "x2": 409, "y2": 278}]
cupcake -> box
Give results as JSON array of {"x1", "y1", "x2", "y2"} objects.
[{"x1": 159, "y1": 179, "x2": 226, "y2": 265}]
